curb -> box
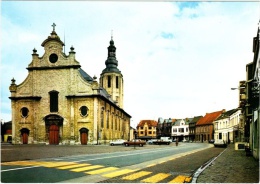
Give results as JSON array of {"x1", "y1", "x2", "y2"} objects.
[{"x1": 191, "y1": 148, "x2": 227, "y2": 183}]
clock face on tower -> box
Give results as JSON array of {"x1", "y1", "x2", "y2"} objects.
[{"x1": 49, "y1": 53, "x2": 58, "y2": 63}]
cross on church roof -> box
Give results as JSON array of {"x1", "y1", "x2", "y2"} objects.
[{"x1": 51, "y1": 23, "x2": 56, "y2": 31}]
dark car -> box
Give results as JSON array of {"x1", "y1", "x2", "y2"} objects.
[{"x1": 208, "y1": 139, "x2": 215, "y2": 144}]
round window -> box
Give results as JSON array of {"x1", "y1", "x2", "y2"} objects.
[
  {"x1": 49, "y1": 53, "x2": 58, "y2": 63},
  {"x1": 21, "y1": 107, "x2": 29, "y2": 118},
  {"x1": 80, "y1": 106, "x2": 88, "y2": 117}
]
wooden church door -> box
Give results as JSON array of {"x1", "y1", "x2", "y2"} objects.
[
  {"x1": 20, "y1": 128, "x2": 29, "y2": 144},
  {"x1": 49, "y1": 124, "x2": 59, "y2": 145},
  {"x1": 80, "y1": 128, "x2": 88, "y2": 145},
  {"x1": 22, "y1": 132, "x2": 28, "y2": 144},
  {"x1": 80, "y1": 132, "x2": 88, "y2": 145}
]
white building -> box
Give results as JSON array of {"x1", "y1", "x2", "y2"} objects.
[
  {"x1": 213, "y1": 109, "x2": 241, "y2": 143},
  {"x1": 171, "y1": 118, "x2": 192, "y2": 141}
]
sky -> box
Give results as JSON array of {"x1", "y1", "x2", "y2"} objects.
[{"x1": 1, "y1": 1, "x2": 259, "y2": 127}]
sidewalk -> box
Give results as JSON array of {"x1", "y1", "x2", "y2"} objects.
[{"x1": 196, "y1": 144, "x2": 259, "y2": 183}]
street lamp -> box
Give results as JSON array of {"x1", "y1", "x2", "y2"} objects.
[
  {"x1": 231, "y1": 82, "x2": 246, "y2": 142},
  {"x1": 134, "y1": 130, "x2": 137, "y2": 149}
]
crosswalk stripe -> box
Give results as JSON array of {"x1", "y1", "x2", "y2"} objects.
[
  {"x1": 57, "y1": 163, "x2": 90, "y2": 170},
  {"x1": 43, "y1": 162, "x2": 77, "y2": 168},
  {"x1": 141, "y1": 173, "x2": 171, "y2": 183},
  {"x1": 86, "y1": 167, "x2": 118, "y2": 174},
  {"x1": 70, "y1": 165, "x2": 104, "y2": 172},
  {"x1": 1, "y1": 161, "x2": 34, "y2": 166},
  {"x1": 102, "y1": 169, "x2": 135, "y2": 178},
  {"x1": 122, "y1": 171, "x2": 152, "y2": 180},
  {"x1": 146, "y1": 164, "x2": 156, "y2": 167},
  {"x1": 169, "y1": 175, "x2": 191, "y2": 183}
]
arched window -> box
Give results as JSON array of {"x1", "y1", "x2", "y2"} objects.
[{"x1": 49, "y1": 91, "x2": 59, "y2": 112}]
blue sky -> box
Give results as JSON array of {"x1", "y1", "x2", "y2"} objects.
[{"x1": 1, "y1": 1, "x2": 259, "y2": 127}]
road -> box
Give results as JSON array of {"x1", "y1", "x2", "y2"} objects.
[{"x1": 1, "y1": 143, "x2": 225, "y2": 183}]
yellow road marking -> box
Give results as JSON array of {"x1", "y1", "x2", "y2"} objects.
[
  {"x1": 43, "y1": 162, "x2": 77, "y2": 168},
  {"x1": 1, "y1": 161, "x2": 78, "y2": 168},
  {"x1": 57, "y1": 163, "x2": 90, "y2": 169},
  {"x1": 1, "y1": 161, "x2": 34, "y2": 166},
  {"x1": 169, "y1": 158, "x2": 176, "y2": 161},
  {"x1": 169, "y1": 175, "x2": 191, "y2": 183},
  {"x1": 103, "y1": 169, "x2": 135, "y2": 178},
  {"x1": 141, "y1": 173, "x2": 170, "y2": 183},
  {"x1": 146, "y1": 164, "x2": 156, "y2": 167},
  {"x1": 70, "y1": 165, "x2": 104, "y2": 172},
  {"x1": 185, "y1": 177, "x2": 192, "y2": 183},
  {"x1": 122, "y1": 171, "x2": 152, "y2": 180},
  {"x1": 159, "y1": 161, "x2": 166, "y2": 164},
  {"x1": 86, "y1": 167, "x2": 118, "y2": 174}
]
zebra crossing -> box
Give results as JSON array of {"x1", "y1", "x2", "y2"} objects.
[{"x1": 1, "y1": 160, "x2": 192, "y2": 183}]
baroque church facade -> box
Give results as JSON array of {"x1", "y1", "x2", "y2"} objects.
[{"x1": 9, "y1": 24, "x2": 131, "y2": 145}]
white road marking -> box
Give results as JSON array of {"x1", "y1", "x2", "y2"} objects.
[{"x1": 1, "y1": 166, "x2": 40, "y2": 172}]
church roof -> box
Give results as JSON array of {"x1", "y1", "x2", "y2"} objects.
[{"x1": 78, "y1": 68, "x2": 93, "y2": 82}]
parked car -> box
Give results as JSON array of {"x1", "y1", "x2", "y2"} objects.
[
  {"x1": 124, "y1": 139, "x2": 146, "y2": 147},
  {"x1": 109, "y1": 139, "x2": 126, "y2": 146},
  {"x1": 214, "y1": 140, "x2": 227, "y2": 147},
  {"x1": 147, "y1": 139, "x2": 157, "y2": 145},
  {"x1": 153, "y1": 139, "x2": 171, "y2": 145},
  {"x1": 208, "y1": 139, "x2": 215, "y2": 144}
]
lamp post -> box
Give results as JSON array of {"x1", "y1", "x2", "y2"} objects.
[
  {"x1": 231, "y1": 81, "x2": 246, "y2": 142},
  {"x1": 134, "y1": 130, "x2": 137, "y2": 149}
]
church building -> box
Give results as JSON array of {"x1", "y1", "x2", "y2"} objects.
[{"x1": 9, "y1": 24, "x2": 131, "y2": 145}]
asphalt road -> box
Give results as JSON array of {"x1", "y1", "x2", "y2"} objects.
[{"x1": 1, "y1": 143, "x2": 225, "y2": 183}]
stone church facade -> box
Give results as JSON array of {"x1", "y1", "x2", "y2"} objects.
[{"x1": 9, "y1": 24, "x2": 131, "y2": 145}]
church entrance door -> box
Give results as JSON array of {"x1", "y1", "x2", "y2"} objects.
[
  {"x1": 44, "y1": 114, "x2": 63, "y2": 145},
  {"x1": 49, "y1": 124, "x2": 59, "y2": 145},
  {"x1": 20, "y1": 128, "x2": 29, "y2": 144},
  {"x1": 80, "y1": 128, "x2": 88, "y2": 145}
]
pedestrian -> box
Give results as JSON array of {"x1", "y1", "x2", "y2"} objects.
[{"x1": 176, "y1": 139, "x2": 178, "y2": 146}]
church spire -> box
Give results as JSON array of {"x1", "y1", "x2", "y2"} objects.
[{"x1": 101, "y1": 36, "x2": 121, "y2": 74}]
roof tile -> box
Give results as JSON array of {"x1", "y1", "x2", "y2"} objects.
[
  {"x1": 137, "y1": 120, "x2": 158, "y2": 127},
  {"x1": 196, "y1": 110, "x2": 225, "y2": 125}
]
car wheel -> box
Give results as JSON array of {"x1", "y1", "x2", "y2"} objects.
[
  {"x1": 139, "y1": 144, "x2": 143, "y2": 147},
  {"x1": 125, "y1": 143, "x2": 129, "y2": 147},
  {"x1": 111, "y1": 143, "x2": 114, "y2": 146}
]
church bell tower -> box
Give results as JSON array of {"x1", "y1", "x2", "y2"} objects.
[{"x1": 100, "y1": 37, "x2": 124, "y2": 108}]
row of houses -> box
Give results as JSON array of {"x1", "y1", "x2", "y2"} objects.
[{"x1": 136, "y1": 108, "x2": 242, "y2": 144}]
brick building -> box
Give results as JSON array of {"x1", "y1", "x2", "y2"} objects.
[
  {"x1": 9, "y1": 24, "x2": 131, "y2": 145},
  {"x1": 195, "y1": 110, "x2": 225, "y2": 142}
]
